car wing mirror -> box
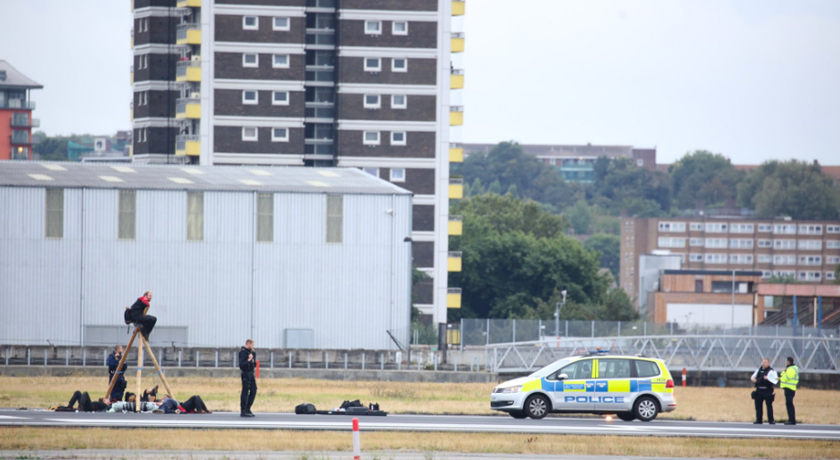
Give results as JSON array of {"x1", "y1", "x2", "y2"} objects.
[{"x1": 558, "y1": 373, "x2": 568, "y2": 381}]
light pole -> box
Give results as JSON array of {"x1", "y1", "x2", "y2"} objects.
[
  {"x1": 731, "y1": 269, "x2": 736, "y2": 329},
  {"x1": 554, "y1": 290, "x2": 567, "y2": 337}
]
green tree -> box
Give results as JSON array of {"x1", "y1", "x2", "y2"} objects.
[
  {"x1": 590, "y1": 157, "x2": 672, "y2": 216},
  {"x1": 567, "y1": 200, "x2": 593, "y2": 234},
  {"x1": 506, "y1": 183, "x2": 520, "y2": 199},
  {"x1": 584, "y1": 233, "x2": 620, "y2": 281},
  {"x1": 469, "y1": 178, "x2": 484, "y2": 196},
  {"x1": 452, "y1": 194, "x2": 569, "y2": 238},
  {"x1": 488, "y1": 179, "x2": 501, "y2": 194},
  {"x1": 737, "y1": 160, "x2": 840, "y2": 220},
  {"x1": 835, "y1": 265, "x2": 840, "y2": 285},
  {"x1": 669, "y1": 151, "x2": 743, "y2": 209}
]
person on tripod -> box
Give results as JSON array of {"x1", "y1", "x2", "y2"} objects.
[
  {"x1": 779, "y1": 356, "x2": 799, "y2": 425},
  {"x1": 751, "y1": 358, "x2": 778, "y2": 425},
  {"x1": 129, "y1": 291, "x2": 157, "y2": 340},
  {"x1": 239, "y1": 339, "x2": 257, "y2": 417}
]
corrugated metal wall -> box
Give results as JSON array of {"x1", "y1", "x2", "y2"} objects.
[{"x1": 0, "y1": 187, "x2": 411, "y2": 350}]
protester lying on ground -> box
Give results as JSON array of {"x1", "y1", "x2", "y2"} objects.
[
  {"x1": 54, "y1": 391, "x2": 111, "y2": 412},
  {"x1": 156, "y1": 395, "x2": 181, "y2": 414},
  {"x1": 107, "y1": 400, "x2": 157, "y2": 413},
  {"x1": 178, "y1": 395, "x2": 211, "y2": 414},
  {"x1": 141, "y1": 384, "x2": 159, "y2": 402}
]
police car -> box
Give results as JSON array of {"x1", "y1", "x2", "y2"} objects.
[{"x1": 490, "y1": 351, "x2": 676, "y2": 421}]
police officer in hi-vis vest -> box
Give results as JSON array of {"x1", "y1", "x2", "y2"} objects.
[
  {"x1": 750, "y1": 358, "x2": 778, "y2": 424},
  {"x1": 779, "y1": 356, "x2": 799, "y2": 425}
]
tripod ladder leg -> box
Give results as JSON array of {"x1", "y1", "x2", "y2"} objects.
[
  {"x1": 136, "y1": 335, "x2": 144, "y2": 413},
  {"x1": 104, "y1": 327, "x2": 140, "y2": 401},
  {"x1": 142, "y1": 337, "x2": 174, "y2": 399}
]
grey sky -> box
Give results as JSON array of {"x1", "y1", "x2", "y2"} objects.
[{"x1": 1, "y1": 0, "x2": 837, "y2": 165}]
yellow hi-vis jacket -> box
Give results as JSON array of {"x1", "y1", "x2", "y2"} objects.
[{"x1": 780, "y1": 365, "x2": 799, "y2": 391}]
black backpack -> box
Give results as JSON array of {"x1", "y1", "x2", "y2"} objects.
[
  {"x1": 295, "y1": 403, "x2": 316, "y2": 414},
  {"x1": 124, "y1": 307, "x2": 132, "y2": 325}
]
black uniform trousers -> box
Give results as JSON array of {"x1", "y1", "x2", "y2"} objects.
[
  {"x1": 784, "y1": 388, "x2": 796, "y2": 423},
  {"x1": 754, "y1": 389, "x2": 774, "y2": 423},
  {"x1": 134, "y1": 315, "x2": 157, "y2": 338},
  {"x1": 240, "y1": 371, "x2": 257, "y2": 413}
]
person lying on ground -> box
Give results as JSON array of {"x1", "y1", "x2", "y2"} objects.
[
  {"x1": 140, "y1": 384, "x2": 159, "y2": 402},
  {"x1": 107, "y1": 400, "x2": 157, "y2": 413},
  {"x1": 55, "y1": 391, "x2": 111, "y2": 412},
  {"x1": 178, "y1": 395, "x2": 211, "y2": 414},
  {"x1": 155, "y1": 395, "x2": 181, "y2": 414}
]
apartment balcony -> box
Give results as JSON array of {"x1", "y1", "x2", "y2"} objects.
[
  {"x1": 177, "y1": 23, "x2": 201, "y2": 45},
  {"x1": 130, "y1": 102, "x2": 133, "y2": 122},
  {"x1": 452, "y1": 0, "x2": 465, "y2": 16},
  {"x1": 447, "y1": 288, "x2": 462, "y2": 309},
  {"x1": 451, "y1": 69, "x2": 464, "y2": 90},
  {"x1": 10, "y1": 117, "x2": 39, "y2": 128},
  {"x1": 449, "y1": 177, "x2": 464, "y2": 199},
  {"x1": 448, "y1": 251, "x2": 463, "y2": 272},
  {"x1": 176, "y1": 135, "x2": 200, "y2": 157},
  {"x1": 450, "y1": 105, "x2": 464, "y2": 126},
  {"x1": 130, "y1": 28, "x2": 134, "y2": 49},
  {"x1": 177, "y1": 0, "x2": 201, "y2": 7},
  {"x1": 130, "y1": 65, "x2": 133, "y2": 85},
  {"x1": 10, "y1": 131, "x2": 32, "y2": 146},
  {"x1": 0, "y1": 100, "x2": 36, "y2": 110},
  {"x1": 449, "y1": 142, "x2": 463, "y2": 163},
  {"x1": 448, "y1": 215, "x2": 463, "y2": 236},
  {"x1": 176, "y1": 97, "x2": 201, "y2": 119},
  {"x1": 451, "y1": 32, "x2": 465, "y2": 53},
  {"x1": 176, "y1": 60, "x2": 202, "y2": 82}
]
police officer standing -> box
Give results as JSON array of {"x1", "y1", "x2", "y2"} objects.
[
  {"x1": 239, "y1": 339, "x2": 257, "y2": 417},
  {"x1": 107, "y1": 345, "x2": 129, "y2": 401},
  {"x1": 779, "y1": 356, "x2": 799, "y2": 425},
  {"x1": 751, "y1": 358, "x2": 778, "y2": 425}
]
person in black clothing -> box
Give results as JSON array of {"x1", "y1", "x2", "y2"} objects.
[
  {"x1": 180, "y1": 395, "x2": 211, "y2": 414},
  {"x1": 129, "y1": 291, "x2": 157, "y2": 340},
  {"x1": 141, "y1": 384, "x2": 159, "y2": 402},
  {"x1": 62, "y1": 391, "x2": 111, "y2": 412},
  {"x1": 750, "y1": 358, "x2": 778, "y2": 424},
  {"x1": 239, "y1": 339, "x2": 257, "y2": 417},
  {"x1": 107, "y1": 345, "x2": 129, "y2": 401}
]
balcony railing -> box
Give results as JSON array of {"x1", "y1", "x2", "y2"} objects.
[
  {"x1": 451, "y1": 32, "x2": 465, "y2": 52},
  {"x1": 448, "y1": 215, "x2": 463, "y2": 236},
  {"x1": 176, "y1": 60, "x2": 202, "y2": 82},
  {"x1": 448, "y1": 251, "x2": 463, "y2": 272},
  {"x1": 177, "y1": 23, "x2": 201, "y2": 45},
  {"x1": 449, "y1": 177, "x2": 464, "y2": 199},
  {"x1": 305, "y1": 33, "x2": 336, "y2": 45},
  {"x1": 306, "y1": 0, "x2": 337, "y2": 7},
  {"x1": 176, "y1": 135, "x2": 200, "y2": 156},
  {"x1": 10, "y1": 131, "x2": 31, "y2": 145},
  {"x1": 11, "y1": 117, "x2": 39, "y2": 128},
  {"x1": 447, "y1": 288, "x2": 462, "y2": 309},
  {"x1": 176, "y1": 97, "x2": 201, "y2": 119},
  {"x1": 453, "y1": 0, "x2": 465, "y2": 16},
  {"x1": 0, "y1": 100, "x2": 36, "y2": 110},
  {"x1": 449, "y1": 143, "x2": 464, "y2": 162}
]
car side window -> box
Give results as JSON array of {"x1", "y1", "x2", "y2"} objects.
[
  {"x1": 634, "y1": 360, "x2": 661, "y2": 378},
  {"x1": 557, "y1": 360, "x2": 592, "y2": 380},
  {"x1": 598, "y1": 359, "x2": 631, "y2": 378}
]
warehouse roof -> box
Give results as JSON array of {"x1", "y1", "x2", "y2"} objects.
[{"x1": 0, "y1": 162, "x2": 412, "y2": 195}]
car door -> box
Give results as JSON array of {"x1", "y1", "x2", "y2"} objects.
[
  {"x1": 550, "y1": 358, "x2": 595, "y2": 411},
  {"x1": 594, "y1": 358, "x2": 633, "y2": 412}
]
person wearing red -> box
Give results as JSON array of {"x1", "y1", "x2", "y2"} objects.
[{"x1": 129, "y1": 291, "x2": 157, "y2": 340}]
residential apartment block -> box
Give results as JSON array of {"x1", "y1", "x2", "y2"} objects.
[
  {"x1": 131, "y1": 0, "x2": 465, "y2": 323},
  {"x1": 621, "y1": 217, "x2": 840, "y2": 306},
  {"x1": 0, "y1": 61, "x2": 42, "y2": 161}
]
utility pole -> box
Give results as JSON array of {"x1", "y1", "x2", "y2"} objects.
[{"x1": 554, "y1": 290, "x2": 567, "y2": 337}]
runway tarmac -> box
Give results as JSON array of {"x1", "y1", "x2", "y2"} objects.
[{"x1": 1, "y1": 410, "x2": 839, "y2": 440}]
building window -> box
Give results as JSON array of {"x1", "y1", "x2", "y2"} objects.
[
  {"x1": 689, "y1": 222, "x2": 703, "y2": 231},
  {"x1": 364, "y1": 58, "x2": 381, "y2": 72},
  {"x1": 364, "y1": 94, "x2": 381, "y2": 109},
  {"x1": 272, "y1": 54, "x2": 289, "y2": 68},
  {"x1": 391, "y1": 131, "x2": 406, "y2": 146},
  {"x1": 828, "y1": 240, "x2": 840, "y2": 249},
  {"x1": 774, "y1": 270, "x2": 796, "y2": 279},
  {"x1": 363, "y1": 167, "x2": 379, "y2": 177},
  {"x1": 271, "y1": 128, "x2": 288, "y2": 142},
  {"x1": 392, "y1": 95, "x2": 407, "y2": 109},
  {"x1": 798, "y1": 271, "x2": 821, "y2": 282},
  {"x1": 798, "y1": 240, "x2": 822, "y2": 251},
  {"x1": 243, "y1": 16, "x2": 259, "y2": 30},
  {"x1": 689, "y1": 254, "x2": 703, "y2": 262},
  {"x1": 757, "y1": 224, "x2": 772, "y2": 232},
  {"x1": 827, "y1": 256, "x2": 840, "y2": 264},
  {"x1": 705, "y1": 254, "x2": 727, "y2": 264},
  {"x1": 365, "y1": 20, "x2": 382, "y2": 34},
  {"x1": 390, "y1": 168, "x2": 405, "y2": 182},
  {"x1": 392, "y1": 21, "x2": 408, "y2": 35},
  {"x1": 773, "y1": 239, "x2": 796, "y2": 250},
  {"x1": 757, "y1": 239, "x2": 771, "y2": 248},
  {"x1": 773, "y1": 224, "x2": 796, "y2": 234},
  {"x1": 773, "y1": 255, "x2": 796, "y2": 265},
  {"x1": 695, "y1": 280, "x2": 703, "y2": 293},
  {"x1": 363, "y1": 131, "x2": 380, "y2": 145},
  {"x1": 658, "y1": 222, "x2": 686, "y2": 232},
  {"x1": 187, "y1": 192, "x2": 203, "y2": 242},
  {"x1": 273, "y1": 17, "x2": 290, "y2": 31},
  {"x1": 326, "y1": 195, "x2": 343, "y2": 244},
  {"x1": 798, "y1": 224, "x2": 823, "y2": 235},
  {"x1": 657, "y1": 237, "x2": 685, "y2": 248},
  {"x1": 257, "y1": 193, "x2": 273, "y2": 243},
  {"x1": 827, "y1": 271, "x2": 837, "y2": 281},
  {"x1": 45, "y1": 188, "x2": 64, "y2": 239},
  {"x1": 730, "y1": 223, "x2": 754, "y2": 233},
  {"x1": 392, "y1": 58, "x2": 407, "y2": 72},
  {"x1": 729, "y1": 239, "x2": 754, "y2": 249},
  {"x1": 705, "y1": 238, "x2": 727, "y2": 248},
  {"x1": 243, "y1": 90, "x2": 259, "y2": 105},
  {"x1": 705, "y1": 223, "x2": 728, "y2": 233},
  {"x1": 242, "y1": 127, "x2": 258, "y2": 141},
  {"x1": 761, "y1": 270, "x2": 772, "y2": 279},
  {"x1": 118, "y1": 190, "x2": 136, "y2": 240},
  {"x1": 827, "y1": 225, "x2": 840, "y2": 234},
  {"x1": 757, "y1": 255, "x2": 772, "y2": 263},
  {"x1": 798, "y1": 255, "x2": 822, "y2": 266},
  {"x1": 729, "y1": 254, "x2": 753, "y2": 264},
  {"x1": 243, "y1": 53, "x2": 259, "y2": 68},
  {"x1": 272, "y1": 91, "x2": 289, "y2": 105}
]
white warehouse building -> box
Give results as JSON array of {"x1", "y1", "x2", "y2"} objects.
[{"x1": 0, "y1": 162, "x2": 412, "y2": 350}]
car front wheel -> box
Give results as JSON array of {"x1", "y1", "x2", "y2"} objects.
[
  {"x1": 525, "y1": 394, "x2": 550, "y2": 420},
  {"x1": 634, "y1": 396, "x2": 659, "y2": 422}
]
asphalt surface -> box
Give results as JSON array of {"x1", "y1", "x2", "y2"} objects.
[{"x1": 1, "y1": 410, "x2": 839, "y2": 440}]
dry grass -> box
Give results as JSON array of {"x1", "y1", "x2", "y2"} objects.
[
  {"x1": 2, "y1": 375, "x2": 838, "y2": 424},
  {"x1": 0, "y1": 427, "x2": 838, "y2": 459}
]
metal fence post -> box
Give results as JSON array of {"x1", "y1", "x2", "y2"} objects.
[
  {"x1": 325, "y1": 352, "x2": 329, "y2": 370},
  {"x1": 215, "y1": 350, "x2": 219, "y2": 368},
  {"x1": 486, "y1": 318, "x2": 490, "y2": 345},
  {"x1": 289, "y1": 352, "x2": 292, "y2": 369},
  {"x1": 434, "y1": 354, "x2": 437, "y2": 371},
  {"x1": 103, "y1": 349, "x2": 107, "y2": 366},
  {"x1": 65, "y1": 350, "x2": 69, "y2": 366},
  {"x1": 460, "y1": 321, "x2": 464, "y2": 351},
  {"x1": 344, "y1": 353, "x2": 348, "y2": 370},
  {"x1": 454, "y1": 355, "x2": 458, "y2": 372},
  {"x1": 81, "y1": 349, "x2": 85, "y2": 367},
  {"x1": 565, "y1": 321, "x2": 568, "y2": 338},
  {"x1": 776, "y1": 325, "x2": 779, "y2": 337},
  {"x1": 196, "y1": 351, "x2": 199, "y2": 368},
  {"x1": 158, "y1": 350, "x2": 162, "y2": 367},
  {"x1": 670, "y1": 323, "x2": 674, "y2": 335},
  {"x1": 45, "y1": 350, "x2": 48, "y2": 366},
  {"x1": 493, "y1": 348, "x2": 497, "y2": 373},
  {"x1": 5, "y1": 348, "x2": 8, "y2": 366},
  {"x1": 307, "y1": 353, "x2": 311, "y2": 369},
  {"x1": 591, "y1": 321, "x2": 594, "y2": 338},
  {"x1": 270, "y1": 350, "x2": 274, "y2": 369},
  {"x1": 513, "y1": 319, "x2": 516, "y2": 342},
  {"x1": 618, "y1": 322, "x2": 621, "y2": 337},
  {"x1": 380, "y1": 354, "x2": 384, "y2": 370},
  {"x1": 362, "y1": 353, "x2": 366, "y2": 370},
  {"x1": 233, "y1": 351, "x2": 237, "y2": 368},
  {"x1": 178, "y1": 350, "x2": 182, "y2": 367},
  {"x1": 644, "y1": 323, "x2": 647, "y2": 336}
]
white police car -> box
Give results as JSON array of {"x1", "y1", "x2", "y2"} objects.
[{"x1": 490, "y1": 352, "x2": 676, "y2": 421}]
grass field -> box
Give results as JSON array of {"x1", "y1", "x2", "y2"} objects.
[
  {"x1": 1, "y1": 375, "x2": 837, "y2": 424},
  {"x1": 0, "y1": 427, "x2": 838, "y2": 459}
]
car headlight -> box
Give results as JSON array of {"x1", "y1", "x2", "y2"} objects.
[{"x1": 499, "y1": 385, "x2": 523, "y2": 394}]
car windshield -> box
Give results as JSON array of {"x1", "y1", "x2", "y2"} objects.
[{"x1": 527, "y1": 357, "x2": 573, "y2": 378}]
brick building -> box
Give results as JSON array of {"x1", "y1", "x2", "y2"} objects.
[
  {"x1": 648, "y1": 270, "x2": 762, "y2": 326},
  {"x1": 0, "y1": 61, "x2": 42, "y2": 161},
  {"x1": 621, "y1": 217, "x2": 840, "y2": 307},
  {"x1": 131, "y1": 0, "x2": 466, "y2": 323}
]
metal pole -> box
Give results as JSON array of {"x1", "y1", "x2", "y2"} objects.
[
  {"x1": 513, "y1": 319, "x2": 516, "y2": 342},
  {"x1": 344, "y1": 353, "x2": 348, "y2": 370},
  {"x1": 555, "y1": 303, "x2": 560, "y2": 337},
  {"x1": 307, "y1": 353, "x2": 310, "y2": 369},
  {"x1": 486, "y1": 318, "x2": 490, "y2": 345},
  {"x1": 64, "y1": 350, "x2": 68, "y2": 366},
  {"x1": 270, "y1": 350, "x2": 274, "y2": 369},
  {"x1": 381, "y1": 354, "x2": 384, "y2": 370},
  {"x1": 454, "y1": 355, "x2": 458, "y2": 372},
  {"x1": 178, "y1": 350, "x2": 182, "y2": 367},
  {"x1": 460, "y1": 321, "x2": 464, "y2": 352},
  {"x1": 289, "y1": 352, "x2": 292, "y2": 369},
  {"x1": 434, "y1": 354, "x2": 437, "y2": 371},
  {"x1": 158, "y1": 350, "x2": 162, "y2": 367},
  {"x1": 731, "y1": 269, "x2": 736, "y2": 329},
  {"x1": 793, "y1": 295, "x2": 798, "y2": 332},
  {"x1": 103, "y1": 349, "x2": 107, "y2": 366},
  {"x1": 233, "y1": 350, "x2": 237, "y2": 368},
  {"x1": 565, "y1": 320, "x2": 568, "y2": 338},
  {"x1": 82, "y1": 349, "x2": 85, "y2": 366},
  {"x1": 215, "y1": 350, "x2": 219, "y2": 368},
  {"x1": 196, "y1": 350, "x2": 199, "y2": 368},
  {"x1": 45, "y1": 350, "x2": 48, "y2": 366},
  {"x1": 325, "y1": 352, "x2": 329, "y2": 370},
  {"x1": 27, "y1": 348, "x2": 30, "y2": 366},
  {"x1": 644, "y1": 323, "x2": 647, "y2": 336},
  {"x1": 591, "y1": 321, "x2": 594, "y2": 338},
  {"x1": 618, "y1": 321, "x2": 621, "y2": 337},
  {"x1": 818, "y1": 296, "x2": 823, "y2": 336},
  {"x1": 362, "y1": 353, "x2": 365, "y2": 370},
  {"x1": 417, "y1": 358, "x2": 421, "y2": 371}
]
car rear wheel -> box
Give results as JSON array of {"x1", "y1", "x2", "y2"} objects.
[
  {"x1": 509, "y1": 410, "x2": 528, "y2": 419},
  {"x1": 525, "y1": 394, "x2": 549, "y2": 420},
  {"x1": 634, "y1": 396, "x2": 659, "y2": 422},
  {"x1": 617, "y1": 412, "x2": 635, "y2": 422}
]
